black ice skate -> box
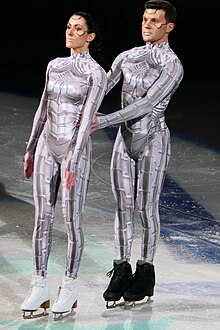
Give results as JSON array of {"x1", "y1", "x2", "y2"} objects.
[
  {"x1": 123, "y1": 261, "x2": 155, "y2": 306},
  {"x1": 103, "y1": 261, "x2": 133, "y2": 308}
]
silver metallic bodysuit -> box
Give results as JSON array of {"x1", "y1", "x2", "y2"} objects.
[
  {"x1": 26, "y1": 51, "x2": 107, "y2": 278},
  {"x1": 98, "y1": 42, "x2": 183, "y2": 263}
]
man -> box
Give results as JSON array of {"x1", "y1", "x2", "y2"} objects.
[{"x1": 92, "y1": 0, "x2": 183, "y2": 307}]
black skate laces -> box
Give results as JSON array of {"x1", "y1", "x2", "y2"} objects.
[
  {"x1": 106, "y1": 264, "x2": 131, "y2": 278},
  {"x1": 106, "y1": 265, "x2": 125, "y2": 278},
  {"x1": 134, "y1": 265, "x2": 152, "y2": 280},
  {"x1": 106, "y1": 267, "x2": 115, "y2": 278}
]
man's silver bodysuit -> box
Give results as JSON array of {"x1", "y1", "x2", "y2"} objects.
[
  {"x1": 99, "y1": 42, "x2": 183, "y2": 264},
  {"x1": 26, "y1": 51, "x2": 107, "y2": 278}
]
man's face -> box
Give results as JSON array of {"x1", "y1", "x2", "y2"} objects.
[{"x1": 141, "y1": 9, "x2": 174, "y2": 44}]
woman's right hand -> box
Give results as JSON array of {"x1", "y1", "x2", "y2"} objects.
[
  {"x1": 23, "y1": 152, "x2": 34, "y2": 179},
  {"x1": 63, "y1": 167, "x2": 77, "y2": 191}
]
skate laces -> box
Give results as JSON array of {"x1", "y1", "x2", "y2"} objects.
[
  {"x1": 55, "y1": 282, "x2": 74, "y2": 303},
  {"x1": 61, "y1": 279, "x2": 75, "y2": 291},
  {"x1": 25, "y1": 279, "x2": 45, "y2": 301},
  {"x1": 25, "y1": 286, "x2": 34, "y2": 300},
  {"x1": 32, "y1": 279, "x2": 45, "y2": 287},
  {"x1": 106, "y1": 265, "x2": 124, "y2": 278},
  {"x1": 55, "y1": 286, "x2": 62, "y2": 302},
  {"x1": 106, "y1": 268, "x2": 114, "y2": 278},
  {"x1": 135, "y1": 264, "x2": 151, "y2": 279},
  {"x1": 29, "y1": 278, "x2": 44, "y2": 291}
]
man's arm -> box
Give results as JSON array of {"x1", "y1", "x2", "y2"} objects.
[
  {"x1": 98, "y1": 59, "x2": 183, "y2": 129},
  {"x1": 106, "y1": 50, "x2": 128, "y2": 94}
]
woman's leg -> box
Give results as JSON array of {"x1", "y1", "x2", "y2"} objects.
[
  {"x1": 51, "y1": 140, "x2": 91, "y2": 318},
  {"x1": 32, "y1": 137, "x2": 61, "y2": 276},
  {"x1": 61, "y1": 140, "x2": 91, "y2": 278}
]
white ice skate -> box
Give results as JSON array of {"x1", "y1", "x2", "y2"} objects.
[
  {"x1": 52, "y1": 276, "x2": 78, "y2": 320},
  {"x1": 21, "y1": 275, "x2": 50, "y2": 318}
]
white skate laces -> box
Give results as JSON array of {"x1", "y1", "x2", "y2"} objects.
[
  {"x1": 21, "y1": 275, "x2": 50, "y2": 318},
  {"x1": 52, "y1": 276, "x2": 78, "y2": 320}
]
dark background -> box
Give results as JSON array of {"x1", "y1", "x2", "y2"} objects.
[{"x1": 0, "y1": 0, "x2": 219, "y2": 148}]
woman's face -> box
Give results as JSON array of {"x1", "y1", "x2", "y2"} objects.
[{"x1": 66, "y1": 15, "x2": 95, "y2": 54}]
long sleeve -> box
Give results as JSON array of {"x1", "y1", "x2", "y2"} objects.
[
  {"x1": 106, "y1": 51, "x2": 127, "y2": 94},
  {"x1": 68, "y1": 66, "x2": 107, "y2": 173},
  {"x1": 25, "y1": 64, "x2": 51, "y2": 155},
  {"x1": 99, "y1": 57, "x2": 183, "y2": 129}
]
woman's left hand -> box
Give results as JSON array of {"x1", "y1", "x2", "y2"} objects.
[{"x1": 64, "y1": 167, "x2": 77, "y2": 190}]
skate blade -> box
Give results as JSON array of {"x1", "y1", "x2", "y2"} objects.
[
  {"x1": 53, "y1": 308, "x2": 76, "y2": 321},
  {"x1": 123, "y1": 296, "x2": 153, "y2": 309},
  {"x1": 22, "y1": 309, "x2": 49, "y2": 319},
  {"x1": 105, "y1": 300, "x2": 125, "y2": 309},
  {"x1": 22, "y1": 300, "x2": 50, "y2": 319},
  {"x1": 53, "y1": 302, "x2": 77, "y2": 321}
]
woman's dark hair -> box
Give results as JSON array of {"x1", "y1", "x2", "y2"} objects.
[
  {"x1": 72, "y1": 11, "x2": 110, "y2": 71},
  {"x1": 144, "y1": 0, "x2": 177, "y2": 24}
]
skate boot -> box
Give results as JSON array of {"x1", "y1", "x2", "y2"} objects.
[
  {"x1": 123, "y1": 261, "x2": 155, "y2": 306},
  {"x1": 52, "y1": 276, "x2": 77, "y2": 320},
  {"x1": 103, "y1": 261, "x2": 133, "y2": 308},
  {"x1": 21, "y1": 275, "x2": 50, "y2": 318}
]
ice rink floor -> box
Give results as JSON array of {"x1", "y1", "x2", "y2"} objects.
[{"x1": 0, "y1": 90, "x2": 220, "y2": 330}]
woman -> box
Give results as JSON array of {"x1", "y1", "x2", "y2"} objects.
[{"x1": 21, "y1": 11, "x2": 107, "y2": 319}]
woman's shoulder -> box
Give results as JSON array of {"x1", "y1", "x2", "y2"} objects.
[{"x1": 87, "y1": 57, "x2": 106, "y2": 72}]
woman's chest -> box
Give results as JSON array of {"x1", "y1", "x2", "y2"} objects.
[{"x1": 47, "y1": 69, "x2": 90, "y2": 104}]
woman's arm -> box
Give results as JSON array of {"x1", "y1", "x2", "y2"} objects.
[
  {"x1": 23, "y1": 63, "x2": 51, "y2": 179},
  {"x1": 66, "y1": 65, "x2": 107, "y2": 174},
  {"x1": 25, "y1": 63, "x2": 51, "y2": 155}
]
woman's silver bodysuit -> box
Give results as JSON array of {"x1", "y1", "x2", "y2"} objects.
[
  {"x1": 98, "y1": 42, "x2": 183, "y2": 264},
  {"x1": 26, "y1": 51, "x2": 107, "y2": 278}
]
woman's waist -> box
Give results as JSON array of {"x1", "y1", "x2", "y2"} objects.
[{"x1": 43, "y1": 129, "x2": 77, "y2": 149}]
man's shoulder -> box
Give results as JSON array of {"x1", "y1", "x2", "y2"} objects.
[
  {"x1": 116, "y1": 45, "x2": 145, "y2": 59},
  {"x1": 126, "y1": 45, "x2": 145, "y2": 53}
]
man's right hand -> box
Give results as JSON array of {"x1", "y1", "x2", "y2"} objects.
[
  {"x1": 90, "y1": 115, "x2": 100, "y2": 134},
  {"x1": 23, "y1": 152, "x2": 34, "y2": 179}
]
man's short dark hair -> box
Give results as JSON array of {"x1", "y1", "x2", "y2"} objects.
[{"x1": 144, "y1": 0, "x2": 177, "y2": 23}]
